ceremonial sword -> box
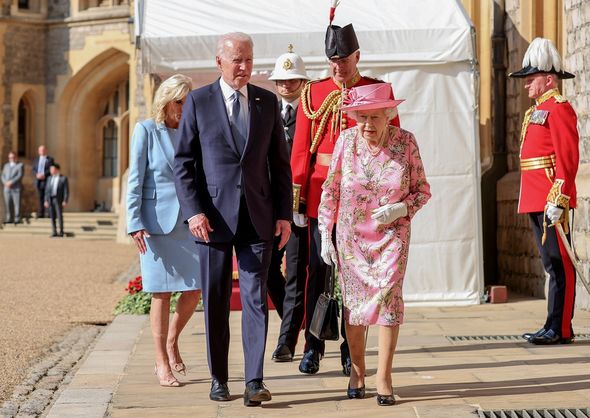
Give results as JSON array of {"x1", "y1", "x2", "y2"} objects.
[{"x1": 555, "y1": 223, "x2": 590, "y2": 296}]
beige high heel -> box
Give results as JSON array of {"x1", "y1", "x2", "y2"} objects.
[
  {"x1": 170, "y1": 361, "x2": 187, "y2": 376},
  {"x1": 154, "y1": 363, "x2": 180, "y2": 387}
]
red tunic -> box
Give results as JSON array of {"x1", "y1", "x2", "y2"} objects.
[
  {"x1": 518, "y1": 89, "x2": 579, "y2": 213},
  {"x1": 291, "y1": 74, "x2": 400, "y2": 218}
]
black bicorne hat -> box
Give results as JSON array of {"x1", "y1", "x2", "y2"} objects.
[
  {"x1": 325, "y1": 23, "x2": 359, "y2": 59},
  {"x1": 509, "y1": 37, "x2": 574, "y2": 79}
]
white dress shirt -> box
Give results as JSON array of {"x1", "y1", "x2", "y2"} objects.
[
  {"x1": 281, "y1": 97, "x2": 299, "y2": 119},
  {"x1": 219, "y1": 78, "x2": 250, "y2": 137}
]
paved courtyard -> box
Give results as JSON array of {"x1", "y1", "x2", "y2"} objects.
[{"x1": 47, "y1": 297, "x2": 590, "y2": 417}]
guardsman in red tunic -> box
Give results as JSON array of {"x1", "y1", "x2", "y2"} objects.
[
  {"x1": 291, "y1": 20, "x2": 400, "y2": 375},
  {"x1": 510, "y1": 37, "x2": 579, "y2": 345}
]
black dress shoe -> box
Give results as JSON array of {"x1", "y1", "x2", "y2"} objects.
[
  {"x1": 376, "y1": 392, "x2": 396, "y2": 406},
  {"x1": 346, "y1": 384, "x2": 365, "y2": 399},
  {"x1": 209, "y1": 378, "x2": 230, "y2": 401},
  {"x1": 272, "y1": 344, "x2": 293, "y2": 362},
  {"x1": 530, "y1": 329, "x2": 573, "y2": 345},
  {"x1": 522, "y1": 327, "x2": 546, "y2": 341},
  {"x1": 298, "y1": 349, "x2": 320, "y2": 374},
  {"x1": 243, "y1": 380, "x2": 271, "y2": 406}
]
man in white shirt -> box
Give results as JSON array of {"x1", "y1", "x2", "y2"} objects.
[
  {"x1": 266, "y1": 46, "x2": 310, "y2": 363},
  {"x1": 32, "y1": 145, "x2": 54, "y2": 218},
  {"x1": 44, "y1": 163, "x2": 69, "y2": 237}
]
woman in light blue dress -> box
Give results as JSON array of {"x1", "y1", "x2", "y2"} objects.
[{"x1": 127, "y1": 74, "x2": 201, "y2": 387}]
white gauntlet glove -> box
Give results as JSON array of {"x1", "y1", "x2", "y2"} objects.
[
  {"x1": 293, "y1": 212, "x2": 308, "y2": 227},
  {"x1": 320, "y1": 233, "x2": 337, "y2": 266},
  {"x1": 371, "y1": 202, "x2": 408, "y2": 225},
  {"x1": 546, "y1": 203, "x2": 564, "y2": 223}
]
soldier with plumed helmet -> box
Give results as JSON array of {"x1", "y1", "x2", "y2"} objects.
[
  {"x1": 290, "y1": 2, "x2": 400, "y2": 376},
  {"x1": 510, "y1": 37, "x2": 579, "y2": 345}
]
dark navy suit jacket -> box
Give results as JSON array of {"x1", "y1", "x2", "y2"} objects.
[{"x1": 173, "y1": 80, "x2": 292, "y2": 243}]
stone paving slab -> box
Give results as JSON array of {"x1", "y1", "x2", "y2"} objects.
[{"x1": 43, "y1": 297, "x2": 590, "y2": 417}]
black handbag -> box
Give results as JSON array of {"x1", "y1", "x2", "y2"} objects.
[{"x1": 309, "y1": 264, "x2": 340, "y2": 341}]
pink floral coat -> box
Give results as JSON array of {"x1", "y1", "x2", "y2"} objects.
[{"x1": 318, "y1": 126, "x2": 431, "y2": 326}]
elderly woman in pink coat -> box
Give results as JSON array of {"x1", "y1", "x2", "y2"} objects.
[{"x1": 318, "y1": 83, "x2": 431, "y2": 406}]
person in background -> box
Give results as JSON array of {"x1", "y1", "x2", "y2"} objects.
[
  {"x1": 510, "y1": 38, "x2": 579, "y2": 345},
  {"x1": 266, "y1": 44, "x2": 310, "y2": 363},
  {"x1": 127, "y1": 74, "x2": 202, "y2": 387},
  {"x1": 44, "y1": 163, "x2": 69, "y2": 237},
  {"x1": 318, "y1": 83, "x2": 430, "y2": 405},
  {"x1": 2, "y1": 151, "x2": 24, "y2": 225},
  {"x1": 32, "y1": 145, "x2": 54, "y2": 218}
]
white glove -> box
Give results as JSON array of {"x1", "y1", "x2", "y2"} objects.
[
  {"x1": 371, "y1": 202, "x2": 408, "y2": 225},
  {"x1": 546, "y1": 203, "x2": 564, "y2": 223},
  {"x1": 293, "y1": 212, "x2": 308, "y2": 227},
  {"x1": 320, "y1": 233, "x2": 337, "y2": 266}
]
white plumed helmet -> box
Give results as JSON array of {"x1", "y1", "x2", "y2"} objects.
[
  {"x1": 269, "y1": 44, "x2": 310, "y2": 81},
  {"x1": 509, "y1": 37, "x2": 574, "y2": 79}
]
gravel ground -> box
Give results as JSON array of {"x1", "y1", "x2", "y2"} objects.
[{"x1": 0, "y1": 236, "x2": 137, "y2": 404}]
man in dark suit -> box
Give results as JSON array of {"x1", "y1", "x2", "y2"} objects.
[
  {"x1": 32, "y1": 145, "x2": 54, "y2": 218},
  {"x1": 266, "y1": 45, "x2": 310, "y2": 363},
  {"x1": 44, "y1": 163, "x2": 69, "y2": 237},
  {"x1": 173, "y1": 32, "x2": 292, "y2": 407}
]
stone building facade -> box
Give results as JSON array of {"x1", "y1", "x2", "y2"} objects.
[
  {"x1": 471, "y1": 0, "x2": 590, "y2": 310},
  {"x1": 0, "y1": 0, "x2": 141, "y2": 219}
]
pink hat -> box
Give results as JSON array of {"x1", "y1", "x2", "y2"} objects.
[{"x1": 340, "y1": 83, "x2": 404, "y2": 111}]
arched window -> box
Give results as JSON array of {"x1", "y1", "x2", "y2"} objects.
[
  {"x1": 17, "y1": 99, "x2": 29, "y2": 158},
  {"x1": 103, "y1": 120, "x2": 118, "y2": 177}
]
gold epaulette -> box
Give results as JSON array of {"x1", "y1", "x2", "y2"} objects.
[
  {"x1": 554, "y1": 94, "x2": 567, "y2": 103},
  {"x1": 300, "y1": 81, "x2": 342, "y2": 154}
]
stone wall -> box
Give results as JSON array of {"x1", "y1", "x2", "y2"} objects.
[
  {"x1": 564, "y1": 0, "x2": 590, "y2": 309},
  {"x1": 496, "y1": 0, "x2": 546, "y2": 298},
  {"x1": 497, "y1": 0, "x2": 590, "y2": 309}
]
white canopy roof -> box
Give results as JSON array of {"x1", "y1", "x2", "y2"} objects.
[
  {"x1": 137, "y1": 0, "x2": 484, "y2": 306},
  {"x1": 139, "y1": 0, "x2": 474, "y2": 72}
]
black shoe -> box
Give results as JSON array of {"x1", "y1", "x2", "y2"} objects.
[
  {"x1": 346, "y1": 384, "x2": 365, "y2": 399},
  {"x1": 209, "y1": 378, "x2": 230, "y2": 401},
  {"x1": 522, "y1": 327, "x2": 546, "y2": 341},
  {"x1": 341, "y1": 344, "x2": 351, "y2": 376},
  {"x1": 243, "y1": 380, "x2": 271, "y2": 406},
  {"x1": 59, "y1": 232, "x2": 64, "y2": 237},
  {"x1": 272, "y1": 344, "x2": 293, "y2": 362},
  {"x1": 298, "y1": 349, "x2": 320, "y2": 374},
  {"x1": 530, "y1": 329, "x2": 573, "y2": 345},
  {"x1": 50, "y1": 233, "x2": 59, "y2": 237},
  {"x1": 376, "y1": 392, "x2": 396, "y2": 406}
]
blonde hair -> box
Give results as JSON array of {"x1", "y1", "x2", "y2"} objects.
[{"x1": 151, "y1": 74, "x2": 193, "y2": 124}]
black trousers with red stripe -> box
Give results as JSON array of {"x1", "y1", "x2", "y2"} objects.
[{"x1": 529, "y1": 212, "x2": 576, "y2": 338}]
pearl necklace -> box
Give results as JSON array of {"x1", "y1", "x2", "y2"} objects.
[{"x1": 364, "y1": 130, "x2": 387, "y2": 156}]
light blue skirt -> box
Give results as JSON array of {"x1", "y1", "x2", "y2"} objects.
[{"x1": 140, "y1": 214, "x2": 201, "y2": 293}]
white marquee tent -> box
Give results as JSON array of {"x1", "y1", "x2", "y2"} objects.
[{"x1": 137, "y1": 0, "x2": 484, "y2": 305}]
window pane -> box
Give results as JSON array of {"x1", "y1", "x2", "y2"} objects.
[
  {"x1": 17, "y1": 100, "x2": 27, "y2": 157},
  {"x1": 18, "y1": 0, "x2": 29, "y2": 9},
  {"x1": 103, "y1": 121, "x2": 118, "y2": 177}
]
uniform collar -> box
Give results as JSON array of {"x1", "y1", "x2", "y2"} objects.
[
  {"x1": 333, "y1": 70, "x2": 362, "y2": 89},
  {"x1": 536, "y1": 88, "x2": 560, "y2": 106},
  {"x1": 281, "y1": 97, "x2": 299, "y2": 110}
]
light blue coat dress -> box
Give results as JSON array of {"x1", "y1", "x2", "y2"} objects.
[{"x1": 126, "y1": 119, "x2": 201, "y2": 292}]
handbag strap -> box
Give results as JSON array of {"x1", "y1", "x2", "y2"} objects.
[{"x1": 324, "y1": 263, "x2": 336, "y2": 297}]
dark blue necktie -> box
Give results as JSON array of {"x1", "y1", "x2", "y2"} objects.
[{"x1": 230, "y1": 91, "x2": 247, "y2": 155}]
